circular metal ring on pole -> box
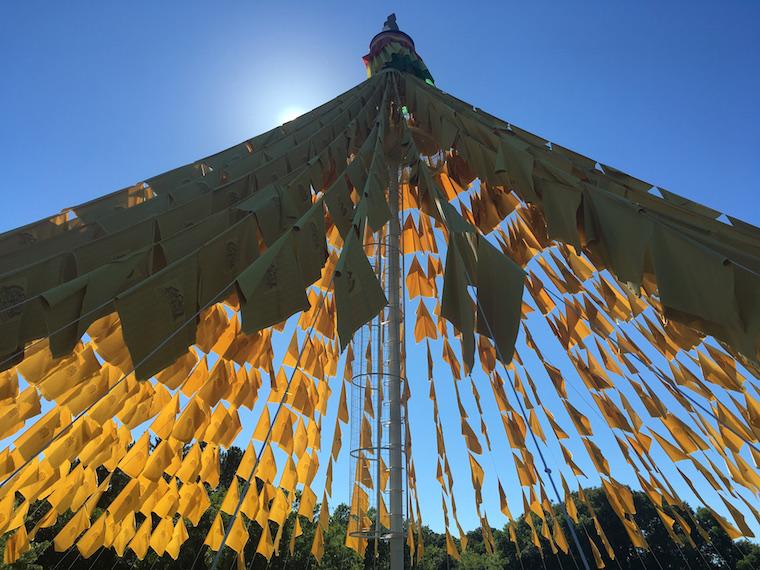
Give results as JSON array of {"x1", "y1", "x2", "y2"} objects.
[
  {"x1": 362, "y1": 240, "x2": 403, "y2": 255},
  {"x1": 349, "y1": 529, "x2": 405, "y2": 539},
  {"x1": 380, "y1": 416, "x2": 406, "y2": 427},
  {"x1": 350, "y1": 372, "x2": 407, "y2": 390},
  {"x1": 349, "y1": 445, "x2": 393, "y2": 460}
]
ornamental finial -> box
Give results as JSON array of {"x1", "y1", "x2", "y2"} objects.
[{"x1": 383, "y1": 13, "x2": 399, "y2": 32}]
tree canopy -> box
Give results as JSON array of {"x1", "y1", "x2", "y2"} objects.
[{"x1": 2, "y1": 445, "x2": 757, "y2": 570}]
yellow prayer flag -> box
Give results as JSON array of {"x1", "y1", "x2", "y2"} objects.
[
  {"x1": 221, "y1": 478, "x2": 241, "y2": 515},
  {"x1": 337, "y1": 382, "x2": 349, "y2": 423},
  {"x1": 54, "y1": 507, "x2": 90, "y2": 552},
  {"x1": 256, "y1": 521, "x2": 275, "y2": 561},
  {"x1": 236, "y1": 442, "x2": 256, "y2": 479},
  {"x1": 498, "y1": 479, "x2": 513, "y2": 520},
  {"x1": 271, "y1": 411, "x2": 294, "y2": 455},
  {"x1": 279, "y1": 457, "x2": 298, "y2": 492},
  {"x1": 165, "y1": 518, "x2": 189, "y2": 560},
  {"x1": 552, "y1": 517, "x2": 569, "y2": 554},
  {"x1": 445, "y1": 529, "x2": 461, "y2": 561},
  {"x1": 582, "y1": 438, "x2": 611, "y2": 476},
  {"x1": 149, "y1": 393, "x2": 179, "y2": 440},
  {"x1": 199, "y1": 443, "x2": 220, "y2": 487},
  {"x1": 298, "y1": 485, "x2": 318, "y2": 518},
  {"x1": 142, "y1": 439, "x2": 174, "y2": 481},
  {"x1": 3, "y1": 525, "x2": 29, "y2": 564},
  {"x1": 310, "y1": 526, "x2": 325, "y2": 561},
  {"x1": 227, "y1": 515, "x2": 250, "y2": 555},
  {"x1": 565, "y1": 401, "x2": 593, "y2": 437},
  {"x1": 148, "y1": 517, "x2": 173, "y2": 557},
  {"x1": 252, "y1": 406, "x2": 272, "y2": 442},
  {"x1": 414, "y1": 300, "x2": 439, "y2": 342},
  {"x1": 283, "y1": 332, "x2": 300, "y2": 368},
  {"x1": 590, "y1": 535, "x2": 606, "y2": 568},
  {"x1": 112, "y1": 513, "x2": 136, "y2": 557},
  {"x1": 176, "y1": 444, "x2": 202, "y2": 484},
  {"x1": 76, "y1": 513, "x2": 107, "y2": 558},
  {"x1": 204, "y1": 512, "x2": 224, "y2": 551},
  {"x1": 171, "y1": 397, "x2": 209, "y2": 442},
  {"x1": 128, "y1": 517, "x2": 151, "y2": 561},
  {"x1": 258, "y1": 444, "x2": 277, "y2": 483}
]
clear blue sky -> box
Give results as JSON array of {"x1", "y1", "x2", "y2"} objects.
[
  {"x1": 2, "y1": 2, "x2": 758, "y2": 231},
  {"x1": 2, "y1": 0, "x2": 759, "y2": 541}
]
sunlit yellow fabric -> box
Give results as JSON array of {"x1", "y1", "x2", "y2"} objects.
[
  {"x1": 1, "y1": 66, "x2": 760, "y2": 570},
  {"x1": 3, "y1": 525, "x2": 29, "y2": 564},
  {"x1": 256, "y1": 520, "x2": 275, "y2": 560},
  {"x1": 54, "y1": 507, "x2": 90, "y2": 552},
  {"x1": 227, "y1": 515, "x2": 250, "y2": 555},
  {"x1": 165, "y1": 518, "x2": 189, "y2": 560}
]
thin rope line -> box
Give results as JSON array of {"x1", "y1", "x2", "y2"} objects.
[
  {"x1": 210, "y1": 254, "x2": 337, "y2": 570},
  {"x1": 0, "y1": 242, "x2": 261, "y2": 490},
  {"x1": 0, "y1": 75, "x2": 381, "y2": 250},
  {"x1": 50, "y1": 545, "x2": 76, "y2": 570},
  {"x1": 86, "y1": 547, "x2": 105, "y2": 570},
  {"x1": 519, "y1": 317, "x2": 624, "y2": 570},
  {"x1": 539, "y1": 279, "x2": 760, "y2": 454},
  {"x1": 0, "y1": 294, "x2": 116, "y2": 370},
  {"x1": 233, "y1": 87, "x2": 395, "y2": 570},
  {"x1": 461, "y1": 256, "x2": 592, "y2": 570},
  {"x1": 403, "y1": 119, "x2": 592, "y2": 569},
  {"x1": 533, "y1": 257, "x2": 747, "y2": 568},
  {"x1": 64, "y1": 551, "x2": 82, "y2": 570},
  {"x1": 0, "y1": 78, "x2": 389, "y2": 373},
  {"x1": 504, "y1": 356, "x2": 586, "y2": 570},
  {"x1": 2, "y1": 80, "x2": 390, "y2": 502}
]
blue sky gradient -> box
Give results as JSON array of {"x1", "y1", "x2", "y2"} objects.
[{"x1": 2, "y1": 2, "x2": 758, "y2": 232}]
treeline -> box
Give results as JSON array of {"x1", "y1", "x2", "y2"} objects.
[{"x1": 2, "y1": 446, "x2": 758, "y2": 569}]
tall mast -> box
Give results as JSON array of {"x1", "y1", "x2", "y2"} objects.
[
  {"x1": 386, "y1": 156, "x2": 404, "y2": 570},
  {"x1": 358, "y1": 15, "x2": 433, "y2": 567}
]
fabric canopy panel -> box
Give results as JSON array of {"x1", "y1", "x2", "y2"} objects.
[{"x1": 0, "y1": 62, "x2": 757, "y2": 570}]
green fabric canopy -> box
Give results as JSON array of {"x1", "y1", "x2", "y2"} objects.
[{"x1": 2, "y1": 68, "x2": 759, "y2": 379}]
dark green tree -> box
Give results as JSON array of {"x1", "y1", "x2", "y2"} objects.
[{"x1": 3, "y1": 447, "x2": 758, "y2": 569}]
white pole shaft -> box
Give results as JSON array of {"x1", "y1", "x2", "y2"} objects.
[
  {"x1": 387, "y1": 160, "x2": 404, "y2": 569},
  {"x1": 375, "y1": 242, "x2": 384, "y2": 550}
]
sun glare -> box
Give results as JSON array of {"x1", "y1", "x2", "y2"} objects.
[{"x1": 278, "y1": 106, "x2": 304, "y2": 125}]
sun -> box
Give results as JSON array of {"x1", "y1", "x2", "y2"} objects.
[{"x1": 277, "y1": 106, "x2": 305, "y2": 125}]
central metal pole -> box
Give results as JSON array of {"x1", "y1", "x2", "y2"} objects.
[
  {"x1": 387, "y1": 160, "x2": 404, "y2": 569},
  {"x1": 374, "y1": 236, "x2": 384, "y2": 555}
]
